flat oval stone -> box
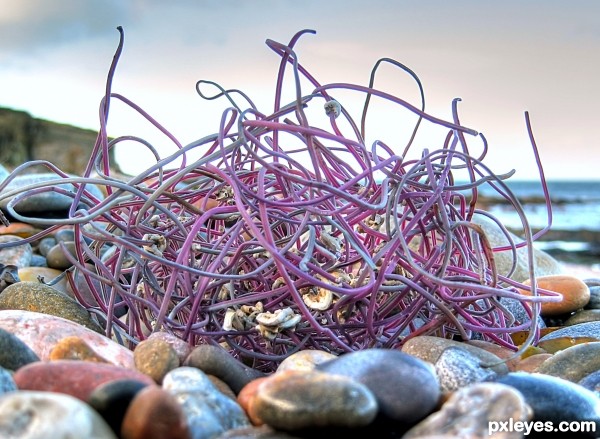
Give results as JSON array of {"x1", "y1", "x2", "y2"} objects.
[
  {"x1": 435, "y1": 346, "x2": 497, "y2": 393},
  {"x1": 537, "y1": 321, "x2": 600, "y2": 353},
  {"x1": 88, "y1": 378, "x2": 150, "y2": 436},
  {"x1": 0, "y1": 235, "x2": 32, "y2": 268},
  {"x1": 0, "y1": 281, "x2": 104, "y2": 333},
  {"x1": 401, "y1": 335, "x2": 509, "y2": 375},
  {"x1": 0, "y1": 172, "x2": 105, "y2": 214},
  {"x1": 565, "y1": 309, "x2": 600, "y2": 326},
  {"x1": 535, "y1": 342, "x2": 600, "y2": 383},
  {"x1": 13, "y1": 359, "x2": 154, "y2": 401},
  {"x1": 0, "y1": 222, "x2": 43, "y2": 238},
  {"x1": 0, "y1": 390, "x2": 117, "y2": 438},
  {"x1": 276, "y1": 349, "x2": 337, "y2": 372},
  {"x1": 519, "y1": 275, "x2": 590, "y2": 316},
  {"x1": 133, "y1": 337, "x2": 179, "y2": 384},
  {"x1": 163, "y1": 366, "x2": 250, "y2": 437},
  {"x1": 248, "y1": 369, "x2": 377, "y2": 430},
  {"x1": 121, "y1": 385, "x2": 191, "y2": 439},
  {"x1": 316, "y1": 348, "x2": 440, "y2": 424},
  {"x1": 0, "y1": 326, "x2": 40, "y2": 371},
  {"x1": 496, "y1": 371, "x2": 600, "y2": 426},
  {"x1": 184, "y1": 344, "x2": 265, "y2": 394},
  {"x1": 46, "y1": 241, "x2": 77, "y2": 270},
  {"x1": 403, "y1": 382, "x2": 531, "y2": 439},
  {"x1": 0, "y1": 309, "x2": 135, "y2": 368}
]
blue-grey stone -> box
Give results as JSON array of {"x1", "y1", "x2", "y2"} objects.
[
  {"x1": 434, "y1": 346, "x2": 497, "y2": 392},
  {"x1": 0, "y1": 327, "x2": 40, "y2": 371},
  {"x1": 0, "y1": 235, "x2": 32, "y2": 268},
  {"x1": 0, "y1": 366, "x2": 17, "y2": 394}
]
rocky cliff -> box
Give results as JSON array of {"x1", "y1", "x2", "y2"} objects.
[{"x1": 0, "y1": 107, "x2": 119, "y2": 175}]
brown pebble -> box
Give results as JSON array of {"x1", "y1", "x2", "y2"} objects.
[
  {"x1": 518, "y1": 274, "x2": 590, "y2": 316},
  {"x1": 237, "y1": 377, "x2": 270, "y2": 426},
  {"x1": 515, "y1": 353, "x2": 552, "y2": 373},
  {"x1": 0, "y1": 222, "x2": 43, "y2": 238},
  {"x1": 49, "y1": 335, "x2": 111, "y2": 363},
  {"x1": 121, "y1": 385, "x2": 191, "y2": 439},
  {"x1": 133, "y1": 337, "x2": 180, "y2": 384}
]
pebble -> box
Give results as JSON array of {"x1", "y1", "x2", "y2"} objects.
[
  {"x1": 17, "y1": 266, "x2": 68, "y2": 293},
  {"x1": 316, "y1": 348, "x2": 440, "y2": 424},
  {"x1": 276, "y1": 349, "x2": 337, "y2": 372},
  {"x1": 495, "y1": 371, "x2": 600, "y2": 426},
  {"x1": 0, "y1": 281, "x2": 104, "y2": 333},
  {"x1": 465, "y1": 339, "x2": 520, "y2": 371},
  {"x1": 585, "y1": 286, "x2": 600, "y2": 309},
  {"x1": 565, "y1": 309, "x2": 600, "y2": 325},
  {"x1": 518, "y1": 274, "x2": 590, "y2": 316},
  {"x1": 0, "y1": 366, "x2": 17, "y2": 394},
  {"x1": 237, "y1": 377, "x2": 270, "y2": 426},
  {"x1": 184, "y1": 344, "x2": 265, "y2": 394},
  {"x1": 434, "y1": 346, "x2": 498, "y2": 393},
  {"x1": 401, "y1": 335, "x2": 509, "y2": 375},
  {"x1": 0, "y1": 235, "x2": 32, "y2": 268},
  {"x1": 134, "y1": 337, "x2": 180, "y2": 384},
  {"x1": 514, "y1": 353, "x2": 552, "y2": 373},
  {"x1": 0, "y1": 222, "x2": 42, "y2": 238},
  {"x1": 0, "y1": 309, "x2": 135, "y2": 368},
  {"x1": 578, "y1": 370, "x2": 600, "y2": 397},
  {"x1": 403, "y1": 382, "x2": 532, "y2": 439},
  {"x1": 214, "y1": 425, "x2": 303, "y2": 439},
  {"x1": 0, "y1": 390, "x2": 118, "y2": 438},
  {"x1": 0, "y1": 326, "x2": 40, "y2": 371},
  {"x1": 37, "y1": 236, "x2": 57, "y2": 256},
  {"x1": 147, "y1": 331, "x2": 193, "y2": 365},
  {"x1": 46, "y1": 241, "x2": 77, "y2": 269},
  {"x1": 535, "y1": 342, "x2": 600, "y2": 383},
  {"x1": 88, "y1": 378, "x2": 150, "y2": 436},
  {"x1": 162, "y1": 366, "x2": 250, "y2": 439},
  {"x1": 121, "y1": 385, "x2": 191, "y2": 439},
  {"x1": 247, "y1": 369, "x2": 378, "y2": 430},
  {"x1": 0, "y1": 172, "x2": 105, "y2": 214},
  {"x1": 49, "y1": 335, "x2": 111, "y2": 362},
  {"x1": 537, "y1": 321, "x2": 600, "y2": 353},
  {"x1": 13, "y1": 359, "x2": 155, "y2": 401}
]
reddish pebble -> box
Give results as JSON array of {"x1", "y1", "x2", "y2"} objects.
[
  {"x1": 13, "y1": 359, "x2": 155, "y2": 401},
  {"x1": 121, "y1": 385, "x2": 191, "y2": 439},
  {"x1": 237, "y1": 377, "x2": 270, "y2": 426},
  {"x1": 519, "y1": 275, "x2": 590, "y2": 316},
  {"x1": 133, "y1": 337, "x2": 180, "y2": 384}
]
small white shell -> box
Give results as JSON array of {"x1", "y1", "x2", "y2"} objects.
[{"x1": 255, "y1": 307, "x2": 295, "y2": 326}]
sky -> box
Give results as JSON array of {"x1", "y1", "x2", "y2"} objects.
[{"x1": 0, "y1": 0, "x2": 599, "y2": 181}]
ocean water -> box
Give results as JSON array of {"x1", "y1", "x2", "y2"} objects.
[{"x1": 467, "y1": 179, "x2": 600, "y2": 267}]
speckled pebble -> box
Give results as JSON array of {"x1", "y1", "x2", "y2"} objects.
[
  {"x1": 248, "y1": 369, "x2": 378, "y2": 430},
  {"x1": 147, "y1": 331, "x2": 192, "y2": 365},
  {"x1": 316, "y1": 348, "x2": 440, "y2": 424},
  {"x1": 184, "y1": 344, "x2": 265, "y2": 394},
  {"x1": 0, "y1": 281, "x2": 104, "y2": 333},
  {"x1": 134, "y1": 337, "x2": 180, "y2": 384},
  {"x1": 535, "y1": 342, "x2": 600, "y2": 383},
  {"x1": 276, "y1": 349, "x2": 337, "y2": 372},
  {"x1": 0, "y1": 390, "x2": 118, "y2": 438},
  {"x1": 46, "y1": 241, "x2": 77, "y2": 269},
  {"x1": 537, "y1": 321, "x2": 600, "y2": 353},
  {"x1": 403, "y1": 382, "x2": 532, "y2": 439},
  {"x1": 121, "y1": 385, "x2": 191, "y2": 439},
  {"x1": 162, "y1": 366, "x2": 250, "y2": 438},
  {"x1": 17, "y1": 266, "x2": 68, "y2": 293},
  {"x1": 0, "y1": 326, "x2": 40, "y2": 371},
  {"x1": 0, "y1": 235, "x2": 32, "y2": 268},
  {"x1": 434, "y1": 346, "x2": 498, "y2": 393}
]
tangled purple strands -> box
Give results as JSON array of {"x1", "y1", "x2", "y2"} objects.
[{"x1": 0, "y1": 28, "x2": 560, "y2": 372}]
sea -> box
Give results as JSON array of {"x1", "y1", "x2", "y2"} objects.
[{"x1": 466, "y1": 179, "x2": 600, "y2": 270}]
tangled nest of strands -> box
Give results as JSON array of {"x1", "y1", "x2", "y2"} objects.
[{"x1": 0, "y1": 28, "x2": 561, "y2": 372}]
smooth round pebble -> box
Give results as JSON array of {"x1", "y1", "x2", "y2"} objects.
[
  {"x1": 276, "y1": 349, "x2": 337, "y2": 372},
  {"x1": 121, "y1": 385, "x2": 191, "y2": 439},
  {"x1": 585, "y1": 286, "x2": 600, "y2": 310},
  {"x1": 0, "y1": 326, "x2": 40, "y2": 371},
  {"x1": 49, "y1": 335, "x2": 111, "y2": 362},
  {"x1": 535, "y1": 342, "x2": 600, "y2": 383},
  {"x1": 184, "y1": 344, "x2": 265, "y2": 394},
  {"x1": 316, "y1": 348, "x2": 440, "y2": 424},
  {"x1": 565, "y1": 309, "x2": 600, "y2": 326},
  {"x1": 88, "y1": 378, "x2": 150, "y2": 437},
  {"x1": 54, "y1": 228, "x2": 75, "y2": 243},
  {"x1": 46, "y1": 241, "x2": 77, "y2": 270},
  {"x1": 37, "y1": 236, "x2": 57, "y2": 257},
  {"x1": 403, "y1": 382, "x2": 532, "y2": 439},
  {"x1": 13, "y1": 359, "x2": 155, "y2": 401},
  {"x1": 0, "y1": 390, "x2": 117, "y2": 438},
  {"x1": 435, "y1": 346, "x2": 498, "y2": 393},
  {"x1": 134, "y1": 337, "x2": 180, "y2": 384},
  {"x1": 0, "y1": 281, "x2": 104, "y2": 333},
  {"x1": 519, "y1": 274, "x2": 590, "y2": 316},
  {"x1": 147, "y1": 331, "x2": 192, "y2": 365},
  {"x1": 248, "y1": 369, "x2": 378, "y2": 430}
]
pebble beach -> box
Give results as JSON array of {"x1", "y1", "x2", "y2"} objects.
[{"x1": 1, "y1": 164, "x2": 600, "y2": 439}]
